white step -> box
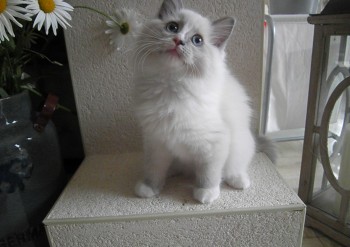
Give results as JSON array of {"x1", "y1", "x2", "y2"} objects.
[{"x1": 44, "y1": 153, "x2": 305, "y2": 247}]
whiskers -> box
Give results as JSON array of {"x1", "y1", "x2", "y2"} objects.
[
  {"x1": 132, "y1": 26, "x2": 169, "y2": 73},
  {"x1": 133, "y1": 41, "x2": 161, "y2": 73}
]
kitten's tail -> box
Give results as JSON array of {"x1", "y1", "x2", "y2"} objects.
[{"x1": 256, "y1": 135, "x2": 277, "y2": 164}]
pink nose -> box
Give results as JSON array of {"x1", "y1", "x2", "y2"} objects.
[{"x1": 173, "y1": 37, "x2": 184, "y2": 46}]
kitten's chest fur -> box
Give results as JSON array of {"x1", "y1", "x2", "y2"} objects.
[{"x1": 135, "y1": 76, "x2": 222, "y2": 143}]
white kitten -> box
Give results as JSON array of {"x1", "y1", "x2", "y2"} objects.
[{"x1": 133, "y1": 0, "x2": 256, "y2": 203}]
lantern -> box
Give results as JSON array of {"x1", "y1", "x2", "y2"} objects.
[{"x1": 298, "y1": 1, "x2": 350, "y2": 245}]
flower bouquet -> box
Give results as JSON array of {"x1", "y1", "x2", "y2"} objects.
[{"x1": 0, "y1": 0, "x2": 139, "y2": 100}]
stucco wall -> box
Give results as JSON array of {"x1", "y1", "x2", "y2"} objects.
[{"x1": 65, "y1": 0, "x2": 264, "y2": 155}]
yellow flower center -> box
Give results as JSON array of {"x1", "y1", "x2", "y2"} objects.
[
  {"x1": 38, "y1": 0, "x2": 56, "y2": 13},
  {"x1": 0, "y1": 0, "x2": 7, "y2": 14}
]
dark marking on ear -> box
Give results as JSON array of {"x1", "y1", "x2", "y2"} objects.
[
  {"x1": 158, "y1": 0, "x2": 184, "y2": 19},
  {"x1": 211, "y1": 17, "x2": 235, "y2": 49}
]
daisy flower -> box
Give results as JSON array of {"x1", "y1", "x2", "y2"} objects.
[
  {"x1": 26, "y1": 0, "x2": 73, "y2": 36},
  {"x1": 0, "y1": 0, "x2": 31, "y2": 42},
  {"x1": 105, "y1": 9, "x2": 141, "y2": 51}
]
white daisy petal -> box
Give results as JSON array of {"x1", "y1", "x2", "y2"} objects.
[
  {"x1": 45, "y1": 14, "x2": 52, "y2": 34},
  {"x1": 5, "y1": 10, "x2": 24, "y2": 27},
  {"x1": 113, "y1": 9, "x2": 123, "y2": 20},
  {"x1": 106, "y1": 20, "x2": 116, "y2": 27},
  {"x1": 54, "y1": 11, "x2": 71, "y2": 28},
  {"x1": 6, "y1": 8, "x2": 25, "y2": 19},
  {"x1": 56, "y1": 2, "x2": 73, "y2": 11},
  {"x1": 33, "y1": 11, "x2": 45, "y2": 31},
  {"x1": 55, "y1": 8, "x2": 71, "y2": 21},
  {"x1": 51, "y1": 13, "x2": 58, "y2": 34},
  {"x1": 105, "y1": 9, "x2": 142, "y2": 51},
  {"x1": 0, "y1": 22, "x2": 9, "y2": 41},
  {"x1": 10, "y1": 6, "x2": 32, "y2": 20},
  {"x1": 3, "y1": 13, "x2": 22, "y2": 27},
  {"x1": 0, "y1": 0, "x2": 32, "y2": 42},
  {"x1": 0, "y1": 14, "x2": 14, "y2": 36},
  {"x1": 26, "y1": 0, "x2": 73, "y2": 35},
  {"x1": 0, "y1": 20, "x2": 8, "y2": 40},
  {"x1": 54, "y1": 13, "x2": 67, "y2": 29}
]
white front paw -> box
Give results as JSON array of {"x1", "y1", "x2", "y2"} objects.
[
  {"x1": 226, "y1": 173, "x2": 251, "y2": 189},
  {"x1": 135, "y1": 181, "x2": 159, "y2": 198},
  {"x1": 193, "y1": 186, "x2": 220, "y2": 204}
]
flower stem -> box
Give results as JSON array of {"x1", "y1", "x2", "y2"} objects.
[
  {"x1": 74, "y1": 5, "x2": 121, "y2": 27},
  {"x1": 24, "y1": 49, "x2": 63, "y2": 66},
  {"x1": 20, "y1": 85, "x2": 72, "y2": 113}
]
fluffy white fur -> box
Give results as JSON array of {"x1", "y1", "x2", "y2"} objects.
[{"x1": 133, "y1": 0, "x2": 255, "y2": 203}]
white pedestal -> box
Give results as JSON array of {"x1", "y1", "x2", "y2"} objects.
[{"x1": 44, "y1": 153, "x2": 305, "y2": 247}]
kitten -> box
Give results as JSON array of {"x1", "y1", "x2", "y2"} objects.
[{"x1": 133, "y1": 0, "x2": 258, "y2": 203}]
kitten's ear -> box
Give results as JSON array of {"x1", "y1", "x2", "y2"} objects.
[
  {"x1": 211, "y1": 17, "x2": 235, "y2": 49},
  {"x1": 158, "y1": 0, "x2": 183, "y2": 19}
]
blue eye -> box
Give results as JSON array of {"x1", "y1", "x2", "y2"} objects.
[
  {"x1": 166, "y1": 22, "x2": 179, "y2": 33},
  {"x1": 192, "y1": 34, "x2": 203, "y2": 46}
]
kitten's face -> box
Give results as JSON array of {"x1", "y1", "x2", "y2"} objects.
[{"x1": 134, "y1": 9, "x2": 214, "y2": 77}]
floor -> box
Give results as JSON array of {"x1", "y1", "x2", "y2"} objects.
[
  {"x1": 275, "y1": 141, "x2": 345, "y2": 247},
  {"x1": 302, "y1": 227, "x2": 344, "y2": 247}
]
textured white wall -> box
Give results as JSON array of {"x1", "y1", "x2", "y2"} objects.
[{"x1": 65, "y1": 0, "x2": 264, "y2": 155}]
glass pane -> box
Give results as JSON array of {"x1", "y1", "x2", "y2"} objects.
[
  {"x1": 311, "y1": 177, "x2": 345, "y2": 221},
  {"x1": 328, "y1": 89, "x2": 348, "y2": 179},
  {"x1": 311, "y1": 154, "x2": 350, "y2": 224},
  {"x1": 312, "y1": 159, "x2": 329, "y2": 196}
]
